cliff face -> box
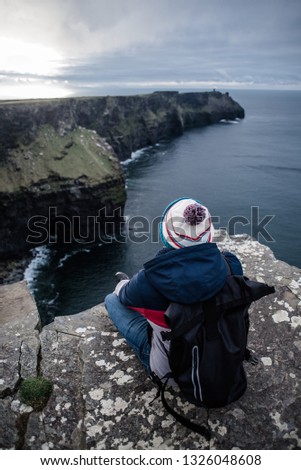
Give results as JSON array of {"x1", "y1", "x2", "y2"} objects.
[
  {"x1": 0, "y1": 125, "x2": 125, "y2": 258},
  {"x1": 0, "y1": 91, "x2": 244, "y2": 162},
  {"x1": 0, "y1": 91, "x2": 244, "y2": 259}
]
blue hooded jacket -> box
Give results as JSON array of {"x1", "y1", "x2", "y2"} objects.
[{"x1": 119, "y1": 243, "x2": 243, "y2": 326}]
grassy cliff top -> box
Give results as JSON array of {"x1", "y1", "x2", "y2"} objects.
[{"x1": 0, "y1": 125, "x2": 122, "y2": 194}]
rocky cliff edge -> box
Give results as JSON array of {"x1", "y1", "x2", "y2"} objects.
[{"x1": 1, "y1": 233, "x2": 300, "y2": 450}]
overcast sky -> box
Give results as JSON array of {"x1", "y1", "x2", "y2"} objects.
[{"x1": 0, "y1": 0, "x2": 301, "y2": 99}]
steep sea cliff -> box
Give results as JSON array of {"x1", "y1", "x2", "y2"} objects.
[{"x1": 0, "y1": 91, "x2": 244, "y2": 263}]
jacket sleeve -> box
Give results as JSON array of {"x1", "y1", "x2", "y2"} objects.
[
  {"x1": 118, "y1": 269, "x2": 169, "y2": 310},
  {"x1": 222, "y1": 251, "x2": 243, "y2": 275}
]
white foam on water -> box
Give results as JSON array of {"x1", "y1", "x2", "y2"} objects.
[
  {"x1": 24, "y1": 245, "x2": 52, "y2": 285},
  {"x1": 121, "y1": 145, "x2": 153, "y2": 166},
  {"x1": 57, "y1": 247, "x2": 91, "y2": 268},
  {"x1": 219, "y1": 118, "x2": 240, "y2": 124}
]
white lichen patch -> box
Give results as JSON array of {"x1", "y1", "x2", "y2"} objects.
[
  {"x1": 99, "y1": 397, "x2": 128, "y2": 416},
  {"x1": 102, "y1": 420, "x2": 115, "y2": 431},
  {"x1": 11, "y1": 400, "x2": 33, "y2": 414},
  {"x1": 112, "y1": 338, "x2": 126, "y2": 347},
  {"x1": 147, "y1": 414, "x2": 156, "y2": 426},
  {"x1": 272, "y1": 310, "x2": 290, "y2": 323},
  {"x1": 284, "y1": 302, "x2": 294, "y2": 312},
  {"x1": 135, "y1": 438, "x2": 148, "y2": 448},
  {"x1": 261, "y1": 357, "x2": 272, "y2": 366},
  {"x1": 112, "y1": 440, "x2": 133, "y2": 450},
  {"x1": 128, "y1": 406, "x2": 146, "y2": 419},
  {"x1": 86, "y1": 423, "x2": 105, "y2": 438},
  {"x1": 150, "y1": 435, "x2": 165, "y2": 448},
  {"x1": 0, "y1": 379, "x2": 4, "y2": 385},
  {"x1": 270, "y1": 411, "x2": 288, "y2": 432},
  {"x1": 116, "y1": 351, "x2": 133, "y2": 362},
  {"x1": 161, "y1": 418, "x2": 173, "y2": 428},
  {"x1": 283, "y1": 430, "x2": 301, "y2": 448},
  {"x1": 95, "y1": 359, "x2": 118, "y2": 370},
  {"x1": 288, "y1": 279, "x2": 301, "y2": 300},
  {"x1": 110, "y1": 370, "x2": 134, "y2": 385},
  {"x1": 89, "y1": 388, "x2": 104, "y2": 401},
  {"x1": 75, "y1": 327, "x2": 86, "y2": 333},
  {"x1": 217, "y1": 425, "x2": 227, "y2": 436},
  {"x1": 227, "y1": 408, "x2": 246, "y2": 420},
  {"x1": 291, "y1": 316, "x2": 301, "y2": 329},
  {"x1": 85, "y1": 336, "x2": 95, "y2": 343},
  {"x1": 276, "y1": 299, "x2": 295, "y2": 312},
  {"x1": 208, "y1": 419, "x2": 219, "y2": 429}
]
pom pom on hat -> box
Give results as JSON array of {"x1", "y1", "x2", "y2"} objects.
[
  {"x1": 183, "y1": 203, "x2": 206, "y2": 225},
  {"x1": 160, "y1": 198, "x2": 214, "y2": 249}
]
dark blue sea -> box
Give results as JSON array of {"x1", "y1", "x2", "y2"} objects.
[{"x1": 24, "y1": 89, "x2": 301, "y2": 324}]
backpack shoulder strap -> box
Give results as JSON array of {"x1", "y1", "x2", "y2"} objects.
[
  {"x1": 222, "y1": 254, "x2": 233, "y2": 275},
  {"x1": 150, "y1": 373, "x2": 211, "y2": 440}
]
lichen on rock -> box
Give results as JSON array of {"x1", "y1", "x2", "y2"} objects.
[{"x1": 0, "y1": 235, "x2": 301, "y2": 449}]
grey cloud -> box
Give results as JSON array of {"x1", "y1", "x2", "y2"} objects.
[{"x1": 0, "y1": 0, "x2": 301, "y2": 97}]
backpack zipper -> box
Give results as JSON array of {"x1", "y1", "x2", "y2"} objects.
[{"x1": 192, "y1": 345, "x2": 203, "y2": 402}]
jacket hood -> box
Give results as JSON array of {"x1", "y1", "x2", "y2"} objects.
[{"x1": 144, "y1": 243, "x2": 228, "y2": 304}]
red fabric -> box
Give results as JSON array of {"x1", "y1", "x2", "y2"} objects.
[{"x1": 129, "y1": 306, "x2": 168, "y2": 328}]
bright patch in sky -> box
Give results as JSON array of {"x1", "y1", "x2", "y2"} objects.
[{"x1": 0, "y1": 38, "x2": 63, "y2": 76}]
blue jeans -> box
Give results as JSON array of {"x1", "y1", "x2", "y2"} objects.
[{"x1": 104, "y1": 293, "x2": 151, "y2": 374}]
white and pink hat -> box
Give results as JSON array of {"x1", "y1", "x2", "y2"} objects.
[{"x1": 160, "y1": 197, "x2": 214, "y2": 249}]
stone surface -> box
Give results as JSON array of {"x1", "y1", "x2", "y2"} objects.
[
  {"x1": 0, "y1": 281, "x2": 40, "y2": 449},
  {"x1": 0, "y1": 281, "x2": 40, "y2": 398},
  {"x1": 0, "y1": 236, "x2": 301, "y2": 449}
]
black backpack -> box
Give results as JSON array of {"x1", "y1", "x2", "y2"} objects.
[{"x1": 151, "y1": 271, "x2": 275, "y2": 439}]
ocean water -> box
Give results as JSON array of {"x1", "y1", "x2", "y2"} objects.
[{"x1": 24, "y1": 89, "x2": 301, "y2": 324}]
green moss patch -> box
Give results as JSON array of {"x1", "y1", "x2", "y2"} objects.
[{"x1": 20, "y1": 376, "x2": 53, "y2": 411}]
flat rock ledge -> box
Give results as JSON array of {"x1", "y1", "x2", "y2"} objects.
[{"x1": 1, "y1": 234, "x2": 301, "y2": 450}]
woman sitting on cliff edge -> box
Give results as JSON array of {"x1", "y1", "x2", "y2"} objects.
[{"x1": 105, "y1": 197, "x2": 243, "y2": 381}]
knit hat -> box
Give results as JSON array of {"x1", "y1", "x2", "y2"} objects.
[{"x1": 160, "y1": 197, "x2": 214, "y2": 249}]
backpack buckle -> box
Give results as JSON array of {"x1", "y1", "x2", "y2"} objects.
[{"x1": 161, "y1": 331, "x2": 170, "y2": 341}]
